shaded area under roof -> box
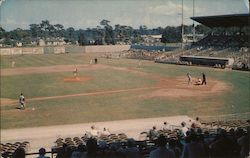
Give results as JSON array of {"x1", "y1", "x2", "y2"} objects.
[{"x1": 191, "y1": 14, "x2": 250, "y2": 28}]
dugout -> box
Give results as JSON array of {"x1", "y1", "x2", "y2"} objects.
[{"x1": 179, "y1": 55, "x2": 234, "y2": 68}]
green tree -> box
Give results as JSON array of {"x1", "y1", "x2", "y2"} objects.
[
  {"x1": 161, "y1": 26, "x2": 181, "y2": 43},
  {"x1": 100, "y1": 19, "x2": 115, "y2": 44},
  {"x1": 65, "y1": 27, "x2": 77, "y2": 43},
  {"x1": 0, "y1": 27, "x2": 6, "y2": 39},
  {"x1": 54, "y1": 24, "x2": 64, "y2": 37},
  {"x1": 139, "y1": 25, "x2": 148, "y2": 35},
  {"x1": 29, "y1": 24, "x2": 41, "y2": 38},
  {"x1": 78, "y1": 32, "x2": 87, "y2": 45},
  {"x1": 40, "y1": 20, "x2": 53, "y2": 38}
]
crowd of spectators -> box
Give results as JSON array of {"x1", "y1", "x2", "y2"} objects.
[
  {"x1": 52, "y1": 119, "x2": 249, "y2": 158},
  {"x1": 193, "y1": 34, "x2": 249, "y2": 49},
  {"x1": 2, "y1": 118, "x2": 249, "y2": 158},
  {"x1": 118, "y1": 32, "x2": 250, "y2": 71}
]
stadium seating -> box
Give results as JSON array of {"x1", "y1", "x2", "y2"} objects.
[
  {"x1": 1, "y1": 119, "x2": 249, "y2": 158},
  {"x1": 1, "y1": 141, "x2": 30, "y2": 158}
]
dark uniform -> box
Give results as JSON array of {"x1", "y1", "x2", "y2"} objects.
[{"x1": 202, "y1": 73, "x2": 206, "y2": 85}]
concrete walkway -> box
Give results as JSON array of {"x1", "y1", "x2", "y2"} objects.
[{"x1": 1, "y1": 115, "x2": 192, "y2": 153}]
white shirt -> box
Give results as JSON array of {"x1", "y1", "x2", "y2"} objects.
[
  {"x1": 19, "y1": 95, "x2": 25, "y2": 103},
  {"x1": 90, "y1": 129, "x2": 98, "y2": 137},
  {"x1": 101, "y1": 130, "x2": 110, "y2": 136},
  {"x1": 182, "y1": 127, "x2": 189, "y2": 136},
  {"x1": 161, "y1": 124, "x2": 170, "y2": 131}
]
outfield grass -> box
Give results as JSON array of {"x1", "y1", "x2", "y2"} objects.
[
  {"x1": 1, "y1": 53, "x2": 249, "y2": 129},
  {"x1": 1, "y1": 69, "x2": 157, "y2": 99},
  {"x1": 0, "y1": 53, "x2": 90, "y2": 69}
]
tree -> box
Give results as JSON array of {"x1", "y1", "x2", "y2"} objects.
[
  {"x1": 78, "y1": 32, "x2": 87, "y2": 46},
  {"x1": 0, "y1": 27, "x2": 6, "y2": 39},
  {"x1": 9, "y1": 28, "x2": 30, "y2": 41},
  {"x1": 65, "y1": 27, "x2": 77, "y2": 43},
  {"x1": 100, "y1": 19, "x2": 115, "y2": 44},
  {"x1": 139, "y1": 25, "x2": 148, "y2": 35},
  {"x1": 40, "y1": 20, "x2": 50, "y2": 31},
  {"x1": 29, "y1": 24, "x2": 41, "y2": 38},
  {"x1": 54, "y1": 24, "x2": 64, "y2": 37},
  {"x1": 40, "y1": 20, "x2": 53, "y2": 38},
  {"x1": 161, "y1": 26, "x2": 181, "y2": 43},
  {"x1": 100, "y1": 19, "x2": 110, "y2": 26}
]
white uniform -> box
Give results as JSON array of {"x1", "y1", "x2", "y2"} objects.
[
  {"x1": 187, "y1": 73, "x2": 192, "y2": 85},
  {"x1": 19, "y1": 94, "x2": 25, "y2": 109}
]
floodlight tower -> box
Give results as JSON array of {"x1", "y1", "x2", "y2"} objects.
[
  {"x1": 193, "y1": 0, "x2": 196, "y2": 42},
  {"x1": 181, "y1": 0, "x2": 184, "y2": 49},
  {"x1": 0, "y1": 0, "x2": 3, "y2": 28}
]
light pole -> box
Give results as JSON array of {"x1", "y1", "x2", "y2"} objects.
[
  {"x1": 193, "y1": 0, "x2": 196, "y2": 42},
  {"x1": 182, "y1": 0, "x2": 184, "y2": 49}
]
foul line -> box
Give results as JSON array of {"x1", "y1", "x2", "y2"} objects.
[{"x1": 28, "y1": 86, "x2": 164, "y2": 102}]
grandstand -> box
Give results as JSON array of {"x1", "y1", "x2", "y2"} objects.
[
  {"x1": 150, "y1": 12, "x2": 250, "y2": 70},
  {"x1": 1, "y1": 2, "x2": 250, "y2": 158},
  {"x1": 188, "y1": 13, "x2": 250, "y2": 70},
  {"x1": 1, "y1": 116, "x2": 249, "y2": 157}
]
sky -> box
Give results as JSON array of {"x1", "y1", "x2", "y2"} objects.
[{"x1": 0, "y1": 0, "x2": 249, "y2": 31}]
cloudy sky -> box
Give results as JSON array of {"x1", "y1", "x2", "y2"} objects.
[{"x1": 0, "y1": 0, "x2": 249, "y2": 31}]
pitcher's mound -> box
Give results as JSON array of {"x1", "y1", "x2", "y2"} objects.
[{"x1": 63, "y1": 76, "x2": 92, "y2": 82}]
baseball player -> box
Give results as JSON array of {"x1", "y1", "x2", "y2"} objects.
[{"x1": 19, "y1": 93, "x2": 25, "y2": 109}]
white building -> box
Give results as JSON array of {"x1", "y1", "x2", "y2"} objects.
[
  {"x1": 141, "y1": 34, "x2": 162, "y2": 44},
  {"x1": 16, "y1": 42, "x2": 22, "y2": 47}
]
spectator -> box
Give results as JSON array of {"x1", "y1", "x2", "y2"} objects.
[
  {"x1": 56, "y1": 143, "x2": 69, "y2": 158},
  {"x1": 181, "y1": 122, "x2": 189, "y2": 137},
  {"x1": 149, "y1": 126, "x2": 158, "y2": 141},
  {"x1": 182, "y1": 131, "x2": 207, "y2": 158},
  {"x1": 237, "y1": 127, "x2": 250, "y2": 158},
  {"x1": 149, "y1": 135, "x2": 175, "y2": 158},
  {"x1": 161, "y1": 122, "x2": 170, "y2": 131},
  {"x1": 89, "y1": 125, "x2": 99, "y2": 137},
  {"x1": 120, "y1": 138, "x2": 140, "y2": 158},
  {"x1": 37, "y1": 148, "x2": 50, "y2": 158},
  {"x1": 71, "y1": 144, "x2": 85, "y2": 158},
  {"x1": 80, "y1": 138, "x2": 100, "y2": 158},
  {"x1": 169, "y1": 138, "x2": 182, "y2": 158},
  {"x1": 101, "y1": 127, "x2": 110, "y2": 136},
  {"x1": 194, "y1": 117, "x2": 201, "y2": 128},
  {"x1": 187, "y1": 120, "x2": 193, "y2": 129},
  {"x1": 13, "y1": 147, "x2": 26, "y2": 158},
  {"x1": 210, "y1": 129, "x2": 236, "y2": 158}
]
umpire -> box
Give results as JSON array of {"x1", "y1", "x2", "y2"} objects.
[{"x1": 202, "y1": 73, "x2": 207, "y2": 85}]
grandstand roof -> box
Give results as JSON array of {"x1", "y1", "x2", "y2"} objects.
[{"x1": 191, "y1": 14, "x2": 250, "y2": 28}]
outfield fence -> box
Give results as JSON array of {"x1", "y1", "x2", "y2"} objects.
[{"x1": 0, "y1": 45, "x2": 131, "y2": 55}]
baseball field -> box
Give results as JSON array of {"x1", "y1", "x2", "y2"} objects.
[{"x1": 1, "y1": 53, "x2": 250, "y2": 129}]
